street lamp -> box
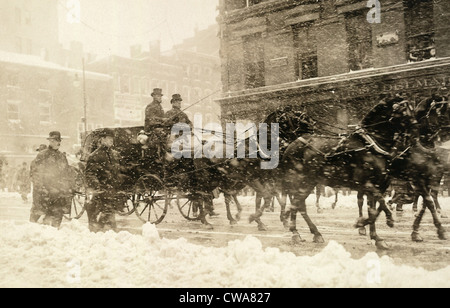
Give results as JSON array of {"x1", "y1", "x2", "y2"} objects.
[{"x1": 73, "y1": 58, "x2": 88, "y2": 134}]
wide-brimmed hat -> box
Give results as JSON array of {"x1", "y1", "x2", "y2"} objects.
[
  {"x1": 171, "y1": 94, "x2": 182, "y2": 103},
  {"x1": 151, "y1": 88, "x2": 163, "y2": 97},
  {"x1": 47, "y1": 131, "x2": 62, "y2": 142}
]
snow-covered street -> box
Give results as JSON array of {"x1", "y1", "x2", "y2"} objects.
[{"x1": 0, "y1": 191, "x2": 449, "y2": 287}]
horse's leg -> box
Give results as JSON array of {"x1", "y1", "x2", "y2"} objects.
[
  {"x1": 277, "y1": 192, "x2": 289, "y2": 228},
  {"x1": 331, "y1": 190, "x2": 338, "y2": 209},
  {"x1": 224, "y1": 193, "x2": 237, "y2": 225},
  {"x1": 249, "y1": 181, "x2": 270, "y2": 231},
  {"x1": 366, "y1": 194, "x2": 389, "y2": 250},
  {"x1": 233, "y1": 194, "x2": 243, "y2": 221},
  {"x1": 299, "y1": 195, "x2": 324, "y2": 243},
  {"x1": 423, "y1": 193, "x2": 447, "y2": 240},
  {"x1": 197, "y1": 198, "x2": 213, "y2": 230},
  {"x1": 315, "y1": 185, "x2": 323, "y2": 213},
  {"x1": 432, "y1": 187, "x2": 448, "y2": 218},
  {"x1": 412, "y1": 193, "x2": 419, "y2": 213},
  {"x1": 357, "y1": 191, "x2": 366, "y2": 236},
  {"x1": 289, "y1": 194, "x2": 305, "y2": 244}
]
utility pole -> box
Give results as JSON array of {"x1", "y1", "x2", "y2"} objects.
[{"x1": 82, "y1": 57, "x2": 87, "y2": 134}]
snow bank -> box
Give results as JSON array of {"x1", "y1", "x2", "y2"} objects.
[{"x1": 0, "y1": 220, "x2": 448, "y2": 288}]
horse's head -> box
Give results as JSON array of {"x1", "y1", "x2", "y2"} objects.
[
  {"x1": 264, "y1": 106, "x2": 315, "y2": 144},
  {"x1": 415, "y1": 94, "x2": 450, "y2": 146}
]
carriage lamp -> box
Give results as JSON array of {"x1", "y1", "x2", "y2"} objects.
[{"x1": 137, "y1": 131, "x2": 149, "y2": 145}]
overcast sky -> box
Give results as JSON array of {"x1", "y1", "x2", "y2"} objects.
[{"x1": 58, "y1": 0, "x2": 219, "y2": 57}]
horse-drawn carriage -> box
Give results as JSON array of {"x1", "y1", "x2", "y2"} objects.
[{"x1": 65, "y1": 126, "x2": 212, "y2": 225}]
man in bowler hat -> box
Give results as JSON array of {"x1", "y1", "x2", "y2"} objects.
[
  {"x1": 84, "y1": 128, "x2": 124, "y2": 232},
  {"x1": 30, "y1": 131, "x2": 71, "y2": 227}
]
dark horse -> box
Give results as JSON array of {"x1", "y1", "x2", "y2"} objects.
[
  {"x1": 190, "y1": 106, "x2": 315, "y2": 230},
  {"x1": 281, "y1": 96, "x2": 423, "y2": 249}
]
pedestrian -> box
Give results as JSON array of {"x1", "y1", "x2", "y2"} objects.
[
  {"x1": 30, "y1": 132, "x2": 72, "y2": 227},
  {"x1": 16, "y1": 162, "x2": 31, "y2": 202},
  {"x1": 29, "y1": 144, "x2": 47, "y2": 222},
  {"x1": 85, "y1": 128, "x2": 125, "y2": 232}
]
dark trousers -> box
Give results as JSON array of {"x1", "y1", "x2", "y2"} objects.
[{"x1": 86, "y1": 193, "x2": 122, "y2": 232}]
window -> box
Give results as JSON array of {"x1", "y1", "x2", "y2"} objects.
[
  {"x1": 141, "y1": 78, "x2": 149, "y2": 95},
  {"x1": 39, "y1": 103, "x2": 51, "y2": 123},
  {"x1": 293, "y1": 23, "x2": 318, "y2": 80},
  {"x1": 121, "y1": 75, "x2": 130, "y2": 93},
  {"x1": 403, "y1": 0, "x2": 435, "y2": 62},
  {"x1": 243, "y1": 33, "x2": 265, "y2": 89},
  {"x1": 25, "y1": 39, "x2": 32, "y2": 55},
  {"x1": 112, "y1": 73, "x2": 120, "y2": 92},
  {"x1": 15, "y1": 37, "x2": 22, "y2": 53},
  {"x1": 346, "y1": 10, "x2": 373, "y2": 71},
  {"x1": 7, "y1": 101, "x2": 20, "y2": 122},
  {"x1": 131, "y1": 76, "x2": 140, "y2": 94},
  {"x1": 15, "y1": 8, "x2": 21, "y2": 24},
  {"x1": 24, "y1": 10, "x2": 31, "y2": 25}
]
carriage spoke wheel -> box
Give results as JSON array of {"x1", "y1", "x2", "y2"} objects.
[
  {"x1": 116, "y1": 193, "x2": 136, "y2": 216},
  {"x1": 64, "y1": 192, "x2": 86, "y2": 220},
  {"x1": 134, "y1": 175, "x2": 169, "y2": 224},
  {"x1": 64, "y1": 167, "x2": 87, "y2": 220},
  {"x1": 177, "y1": 195, "x2": 201, "y2": 221}
]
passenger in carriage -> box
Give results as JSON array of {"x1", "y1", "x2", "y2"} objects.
[
  {"x1": 85, "y1": 128, "x2": 124, "y2": 232},
  {"x1": 165, "y1": 94, "x2": 192, "y2": 128}
]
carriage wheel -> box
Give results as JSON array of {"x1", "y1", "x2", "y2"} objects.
[
  {"x1": 134, "y1": 175, "x2": 169, "y2": 224},
  {"x1": 64, "y1": 192, "x2": 86, "y2": 220},
  {"x1": 116, "y1": 193, "x2": 136, "y2": 216},
  {"x1": 177, "y1": 195, "x2": 201, "y2": 221}
]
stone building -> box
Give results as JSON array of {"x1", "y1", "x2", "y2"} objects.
[{"x1": 217, "y1": 0, "x2": 450, "y2": 128}]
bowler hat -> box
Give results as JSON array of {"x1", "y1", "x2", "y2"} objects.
[
  {"x1": 151, "y1": 88, "x2": 163, "y2": 96},
  {"x1": 171, "y1": 94, "x2": 182, "y2": 103},
  {"x1": 47, "y1": 131, "x2": 62, "y2": 142},
  {"x1": 98, "y1": 128, "x2": 115, "y2": 138}
]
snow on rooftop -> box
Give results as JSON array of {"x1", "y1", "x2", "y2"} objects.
[
  {"x1": 0, "y1": 218, "x2": 449, "y2": 288},
  {"x1": 0, "y1": 50, "x2": 111, "y2": 81}
]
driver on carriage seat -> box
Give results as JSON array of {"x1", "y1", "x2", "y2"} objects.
[{"x1": 143, "y1": 88, "x2": 169, "y2": 161}]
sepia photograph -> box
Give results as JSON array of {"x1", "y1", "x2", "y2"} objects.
[{"x1": 0, "y1": 0, "x2": 449, "y2": 290}]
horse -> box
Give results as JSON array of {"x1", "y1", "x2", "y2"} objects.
[
  {"x1": 281, "y1": 96, "x2": 421, "y2": 249},
  {"x1": 355, "y1": 94, "x2": 449, "y2": 242},
  {"x1": 189, "y1": 106, "x2": 316, "y2": 231}
]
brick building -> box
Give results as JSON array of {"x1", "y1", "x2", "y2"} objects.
[
  {"x1": 87, "y1": 25, "x2": 222, "y2": 127},
  {"x1": 217, "y1": 0, "x2": 450, "y2": 128}
]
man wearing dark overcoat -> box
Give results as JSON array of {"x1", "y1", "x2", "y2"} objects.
[
  {"x1": 30, "y1": 132, "x2": 71, "y2": 227},
  {"x1": 84, "y1": 128, "x2": 124, "y2": 232}
]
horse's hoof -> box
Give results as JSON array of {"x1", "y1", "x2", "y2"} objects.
[
  {"x1": 358, "y1": 227, "x2": 367, "y2": 236},
  {"x1": 292, "y1": 234, "x2": 305, "y2": 245},
  {"x1": 248, "y1": 214, "x2": 256, "y2": 224},
  {"x1": 438, "y1": 227, "x2": 447, "y2": 240},
  {"x1": 258, "y1": 224, "x2": 268, "y2": 231},
  {"x1": 331, "y1": 203, "x2": 336, "y2": 210},
  {"x1": 354, "y1": 217, "x2": 365, "y2": 229},
  {"x1": 313, "y1": 234, "x2": 324, "y2": 243},
  {"x1": 204, "y1": 223, "x2": 214, "y2": 230},
  {"x1": 386, "y1": 217, "x2": 395, "y2": 228},
  {"x1": 235, "y1": 213, "x2": 241, "y2": 221},
  {"x1": 282, "y1": 220, "x2": 289, "y2": 230},
  {"x1": 375, "y1": 240, "x2": 389, "y2": 250},
  {"x1": 229, "y1": 219, "x2": 238, "y2": 226},
  {"x1": 411, "y1": 231, "x2": 423, "y2": 242},
  {"x1": 317, "y1": 208, "x2": 323, "y2": 214}
]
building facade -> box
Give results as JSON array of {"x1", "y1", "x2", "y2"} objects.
[
  {"x1": 87, "y1": 25, "x2": 222, "y2": 127},
  {"x1": 0, "y1": 51, "x2": 113, "y2": 163},
  {"x1": 0, "y1": 0, "x2": 60, "y2": 62},
  {"x1": 217, "y1": 0, "x2": 450, "y2": 128}
]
